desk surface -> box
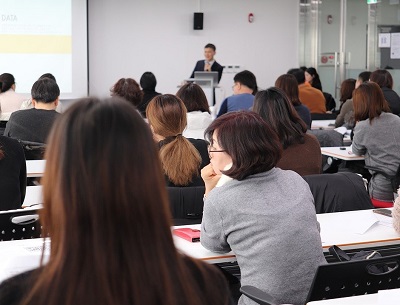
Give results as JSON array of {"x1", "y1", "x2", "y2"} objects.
[
  {"x1": 311, "y1": 120, "x2": 336, "y2": 130},
  {"x1": 174, "y1": 209, "x2": 400, "y2": 263},
  {"x1": 26, "y1": 160, "x2": 45, "y2": 178},
  {"x1": 1, "y1": 210, "x2": 399, "y2": 283},
  {"x1": 321, "y1": 146, "x2": 364, "y2": 161}
]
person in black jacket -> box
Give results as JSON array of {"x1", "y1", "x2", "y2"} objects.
[
  {"x1": 0, "y1": 136, "x2": 26, "y2": 211},
  {"x1": 137, "y1": 71, "x2": 161, "y2": 117},
  {"x1": 190, "y1": 43, "x2": 223, "y2": 83},
  {"x1": 370, "y1": 69, "x2": 400, "y2": 115}
]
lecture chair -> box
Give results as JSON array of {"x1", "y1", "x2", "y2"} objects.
[
  {"x1": 303, "y1": 172, "x2": 374, "y2": 213},
  {"x1": 18, "y1": 140, "x2": 46, "y2": 160},
  {"x1": 167, "y1": 186, "x2": 204, "y2": 225},
  {"x1": 0, "y1": 208, "x2": 42, "y2": 241},
  {"x1": 307, "y1": 129, "x2": 344, "y2": 173},
  {"x1": 0, "y1": 121, "x2": 6, "y2": 136},
  {"x1": 306, "y1": 254, "x2": 400, "y2": 302},
  {"x1": 240, "y1": 254, "x2": 400, "y2": 304}
]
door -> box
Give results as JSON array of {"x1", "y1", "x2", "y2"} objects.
[{"x1": 299, "y1": 0, "x2": 399, "y2": 105}]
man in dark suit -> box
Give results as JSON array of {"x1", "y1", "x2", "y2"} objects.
[{"x1": 190, "y1": 43, "x2": 223, "y2": 83}]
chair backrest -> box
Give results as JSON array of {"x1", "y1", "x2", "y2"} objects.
[
  {"x1": 307, "y1": 254, "x2": 400, "y2": 302},
  {"x1": 307, "y1": 129, "x2": 344, "y2": 173},
  {"x1": 0, "y1": 208, "x2": 42, "y2": 241},
  {"x1": 18, "y1": 139, "x2": 46, "y2": 160},
  {"x1": 307, "y1": 129, "x2": 343, "y2": 148},
  {"x1": 167, "y1": 186, "x2": 205, "y2": 225},
  {"x1": 303, "y1": 172, "x2": 374, "y2": 213},
  {"x1": 0, "y1": 120, "x2": 7, "y2": 136}
]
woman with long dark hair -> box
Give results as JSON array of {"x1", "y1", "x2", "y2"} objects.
[
  {"x1": 0, "y1": 97, "x2": 230, "y2": 305},
  {"x1": 275, "y1": 74, "x2": 311, "y2": 128},
  {"x1": 253, "y1": 87, "x2": 321, "y2": 176}
]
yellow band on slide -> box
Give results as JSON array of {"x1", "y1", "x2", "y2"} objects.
[{"x1": 0, "y1": 35, "x2": 71, "y2": 54}]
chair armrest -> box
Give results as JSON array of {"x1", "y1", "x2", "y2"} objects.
[{"x1": 239, "y1": 285, "x2": 279, "y2": 305}]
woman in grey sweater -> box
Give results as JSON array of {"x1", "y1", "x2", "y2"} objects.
[
  {"x1": 200, "y1": 111, "x2": 326, "y2": 305},
  {"x1": 352, "y1": 82, "x2": 400, "y2": 207}
]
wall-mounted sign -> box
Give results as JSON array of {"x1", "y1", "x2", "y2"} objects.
[{"x1": 379, "y1": 33, "x2": 391, "y2": 48}]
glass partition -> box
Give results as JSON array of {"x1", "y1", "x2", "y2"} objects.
[{"x1": 299, "y1": 0, "x2": 400, "y2": 107}]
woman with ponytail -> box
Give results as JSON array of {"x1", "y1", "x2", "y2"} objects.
[{"x1": 146, "y1": 94, "x2": 209, "y2": 187}]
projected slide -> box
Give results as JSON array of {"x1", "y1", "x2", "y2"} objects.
[{"x1": 0, "y1": 0, "x2": 72, "y2": 95}]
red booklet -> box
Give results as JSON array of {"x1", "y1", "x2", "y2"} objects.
[{"x1": 173, "y1": 228, "x2": 200, "y2": 242}]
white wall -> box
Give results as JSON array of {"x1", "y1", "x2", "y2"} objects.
[{"x1": 88, "y1": 0, "x2": 299, "y2": 101}]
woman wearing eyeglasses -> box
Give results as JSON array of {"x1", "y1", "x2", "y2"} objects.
[{"x1": 200, "y1": 111, "x2": 326, "y2": 305}]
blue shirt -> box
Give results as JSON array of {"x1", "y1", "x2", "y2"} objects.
[{"x1": 217, "y1": 93, "x2": 254, "y2": 117}]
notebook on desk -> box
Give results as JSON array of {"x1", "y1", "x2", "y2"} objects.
[{"x1": 194, "y1": 71, "x2": 218, "y2": 87}]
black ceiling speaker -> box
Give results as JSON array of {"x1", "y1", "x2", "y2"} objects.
[{"x1": 194, "y1": 12, "x2": 203, "y2": 30}]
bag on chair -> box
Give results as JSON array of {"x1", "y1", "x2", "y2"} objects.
[{"x1": 329, "y1": 245, "x2": 389, "y2": 274}]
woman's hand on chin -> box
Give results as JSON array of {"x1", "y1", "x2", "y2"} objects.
[{"x1": 201, "y1": 164, "x2": 221, "y2": 197}]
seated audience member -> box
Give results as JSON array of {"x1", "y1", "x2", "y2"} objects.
[
  {"x1": 393, "y1": 189, "x2": 400, "y2": 234},
  {"x1": 0, "y1": 73, "x2": 26, "y2": 120},
  {"x1": 176, "y1": 83, "x2": 213, "y2": 140},
  {"x1": 217, "y1": 70, "x2": 257, "y2": 117},
  {"x1": 356, "y1": 71, "x2": 371, "y2": 88},
  {"x1": 253, "y1": 87, "x2": 321, "y2": 176},
  {"x1": 288, "y1": 68, "x2": 326, "y2": 114},
  {"x1": 137, "y1": 71, "x2": 161, "y2": 117},
  {"x1": 110, "y1": 77, "x2": 143, "y2": 109},
  {"x1": 305, "y1": 67, "x2": 322, "y2": 91},
  {"x1": 4, "y1": 78, "x2": 60, "y2": 143},
  {"x1": 305, "y1": 67, "x2": 336, "y2": 111},
  {"x1": 0, "y1": 97, "x2": 230, "y2": 305},
  {"x1": 342, "y1": 71, "x2": 371, "y2": 131},
  {"x1": 146, "y1": 94, "x2": 209, "y2": 187},
  {"x1": 275, "y1": 74, "x2": 311, "y2": 128},
  {"x1": 200, "y1": 111, "x2": 326, "y2": 305},
  {"x1": 0, "y1": 136, "x2": 26, "y2": 211},
  {"x1": 370, "y1": 69, "x2": 400, "y2": 115},
  {"x1": 20, "y1": 74, "x2": 63, "y2": 113},
  {"x1": 335, "y1": 78, "x2": 356, "y2": 127},
  {"x1": 352, "y1": 82, "x2": 400, "y2": 207}
]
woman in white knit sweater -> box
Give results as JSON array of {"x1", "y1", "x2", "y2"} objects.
[{"x1": 393, "y1": 190, "x2": 400, "y2": 234}]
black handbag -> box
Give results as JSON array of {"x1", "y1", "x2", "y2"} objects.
[{"x1": 329, "y1": 245, "x2": 389, "y2": 274}]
